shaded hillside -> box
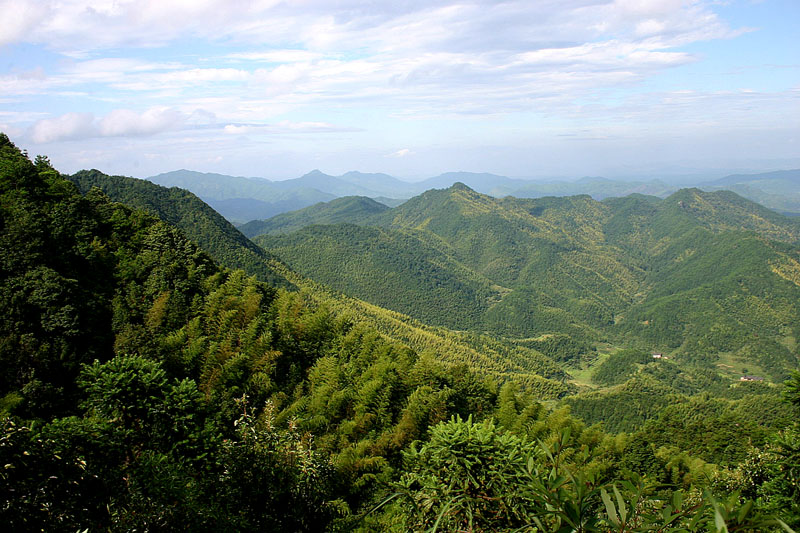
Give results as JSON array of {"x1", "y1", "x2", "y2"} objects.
[
  {"x1": 240, "y1": 196, "x2": 389, "y2": 238},
  {"x1": 68, "y1": 170, "x2": 293, "y2": 288},
  {"x1": 257, "y1": 223, "x2": 499, "y2": 330}
]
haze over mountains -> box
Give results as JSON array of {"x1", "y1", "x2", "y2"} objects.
[{"x1": 148, "y1": 168, "x2": 800, "y2": 223}]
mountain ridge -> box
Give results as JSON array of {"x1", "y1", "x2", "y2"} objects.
[
  {"x1": 148, "y1": 167, "x2": 800, "y2": 224},
  {"x1": 255, "y1": 183, "x2": 800, "y2": 381}
]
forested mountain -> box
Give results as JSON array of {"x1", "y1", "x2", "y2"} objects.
[
  {"x1": 3, "y1": 134, "x2": 799, "y2": 531},
  {"x1": 68, "y1": 163, "x2": 574, "y2": 398},
  {"x1": 240, "y1": 196, "x2": 389, "y2": 238},
  {"x1": 68, "y1": 169, "x2": 292, "y2": 288},
  {"x1": 256, "y1": 183, "x2": 800, "y2": 383}
]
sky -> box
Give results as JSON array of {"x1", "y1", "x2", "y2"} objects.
[{"x1": 1, "y1": 0, "x2": 798, "y2": 181}]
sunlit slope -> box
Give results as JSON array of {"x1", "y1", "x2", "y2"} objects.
[
  {"x1": 255, "y1": 184, "x2": 800, "y2": 379},
  {"x1": 66, "y1": 169, "x2": 573, "y2": 397}
]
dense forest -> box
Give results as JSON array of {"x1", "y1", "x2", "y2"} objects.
[
  {"x1": 255, "y1": 184, "x2": 800, "y2": 381},
  {"x1": 2, "y1": 133, "x2": 799, "y2": 531}
]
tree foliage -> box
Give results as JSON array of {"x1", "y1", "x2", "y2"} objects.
[{"x1": 1, "y1": 134, "x2": 798, "y2": 531}]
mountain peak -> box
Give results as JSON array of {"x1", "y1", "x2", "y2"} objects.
[
  {"x1": 301, "y1": 169, "x2": 330, "y2": 178},
  {"x1": 449, "y1": 181, "x2": 474, "y2": 192}
]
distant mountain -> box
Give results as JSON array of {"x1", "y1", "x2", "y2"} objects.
[
  {"x1": 340, "y1": 171, "x2": 415, "y2": 197},
  {"x1": 413, "y1": 172, "x2": 529, "y2": 195},
  {"x1": 699, "y1": 169, "x2": 800, "y2": 214},
  {"x1": 702, "y1": 169, "x2": 800, "y2": 187},
  {"x1": 240, "y1": 196, "x2": 389, "y2": 238},
  {"x1": 498, "y1": 177, "x2": 675, "y2": 200},
  {"x1": 272, "y1": 169, "x2": 384, "y2": 197},
  {"x1": 151, "y1": 166, "x2": 800, "y2": 228},
  {"x1": 255, "y1": 184, "x2": 800, "y2": 381},
  {"x1": 273, "y1": 169, "x2": 414, "y2": 198},
  {"x1": 205, "y1": 197, "x2": 327, "y2": 224},
  {"x1": 147, "y1": 169, "x2": 334, "y2": 222}
]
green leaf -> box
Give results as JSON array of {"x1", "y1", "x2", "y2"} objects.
[
  {"x1": 714, "y1": 507, "x2": 728, "y2": 533},
  {"x1": 601, "y1": 488, "x2": 619, "y2": 526},
  {"x1": 613, "y1": 485, "x2": 627, "y2": 524},
  {"x1": 736, "y1": 500, "x2": 753, "y2": 524}
]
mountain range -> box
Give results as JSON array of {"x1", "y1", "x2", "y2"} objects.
[
  {"x1": 254, "y1": 183, "x2": 800, "y2": 384},
  {"x1": 3, "y1": 133, "x2": 799, "y2": 530},
  {"x1": 147, "y1": 167, "x2": 800, "y2": 223}
]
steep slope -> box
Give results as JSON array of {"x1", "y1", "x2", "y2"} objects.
[
  {"x1": 240, "y1": 196, "x2": 389, "y2": 238},
  {"x1": 68, "y1": 170, "x2": 293, "y2": 288}
]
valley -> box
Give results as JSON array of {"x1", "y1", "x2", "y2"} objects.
[{"x1": 2, "y1": 134, "x2": 798, "y2": 530}]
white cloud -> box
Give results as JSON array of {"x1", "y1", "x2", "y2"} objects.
[
  {"x1": 4, "y1": 0, "x2": 792, "y2": 179},
  {"x1": 29, "y1": 107, "x2": 185, "y2": 143},
  {"x1": 223, "y1": 120, "x2": 358, "y2": 135},
  {"x1": 1, "y1": 1, "x2": 741, "y2": 122},
  {"x1": 31, "y1": 112, "x2": 96, "y2": 143},
  {"x1": 226, "y1": 50, "x2": 322, "y2": 63},
  {"x1": 0, "y1": 0, "x2": 47, "y2": 47},
  {"x1": 98, "y1": 107, "x2": 184, "y2": 137},
  {"x1": 223, "y1": 124, "x2": 254, "y2": 135}
]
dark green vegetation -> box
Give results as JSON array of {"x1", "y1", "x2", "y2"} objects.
[
  {"x1": 2, "y1": 134, "x2": 799, "y2": 531},
  {"x1": 68, "y1": 169, "x2": 292, "y2": 288},
  {"x1": 240, "y1": 195, "x2": 389, "y2": 238}
]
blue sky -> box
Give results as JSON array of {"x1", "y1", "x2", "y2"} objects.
[{"x1": 1, "y1": 0, "x2": 798, "y2": 180}]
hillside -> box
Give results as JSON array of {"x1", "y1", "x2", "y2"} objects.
[
  {"x1": 69, "y1": 166, "x2": 573, "y2": 398},
  {"x1": 240, "y1": 195, "x2": 389, "y2": 238},
  {"x1": 256, "y1": 184, "x2": 800, "y2": 381},
  {"x1": 68, "y1": 170, "x2": 293, "y2": 288},
  {"x1": 3, "y1": 134, "x2": 799, "y2": 530}
]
